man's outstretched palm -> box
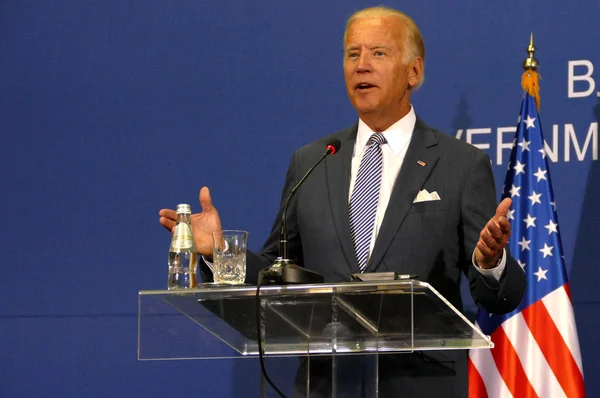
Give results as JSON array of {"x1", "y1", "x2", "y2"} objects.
[{"x1": 159, "y1": 187, "x2": 222, "y2": 256}]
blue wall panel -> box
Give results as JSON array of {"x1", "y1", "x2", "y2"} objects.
[{"x1": 1, "y1": 0, "x2": 597, "y2": 396}]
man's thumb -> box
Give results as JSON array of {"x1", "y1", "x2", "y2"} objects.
[
  {"x1": 496, "y1": 197, "x2": 512, "y2": 218},
  {"x1": 199, "y1": 187, "x2": 214, "y2": 212}
]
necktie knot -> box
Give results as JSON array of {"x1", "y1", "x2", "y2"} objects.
[{"x1": 367, "y1": 132, "x2": 387, "y2": 147}]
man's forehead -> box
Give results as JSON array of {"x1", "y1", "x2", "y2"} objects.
[{"x1": 345, "y1": 16, "x2": 404, "y2": 45}]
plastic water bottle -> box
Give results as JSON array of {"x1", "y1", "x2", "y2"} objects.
[{"x1": 167, "y1": 204, "x2": 198, "y2": 289}]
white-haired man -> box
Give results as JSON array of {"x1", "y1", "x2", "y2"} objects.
[{"x1": 160, "y1": 6, "x2": 526, "y2": 396}]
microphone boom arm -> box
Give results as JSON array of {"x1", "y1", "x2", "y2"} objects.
[
  {"x1": 262, "y1": 140, "x2": 340, "y2": 285},
  {"x1": 280, "y1": 147, "x2": 333, "y2": 260}
]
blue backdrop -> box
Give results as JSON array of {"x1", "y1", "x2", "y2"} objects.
[{"x1": 1, "y1": 1, "x2": 598, "y2": 396}]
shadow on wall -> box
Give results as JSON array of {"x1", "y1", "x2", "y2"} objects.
[
  {"x1": 570, "y1": 96, "x2": 600, "y2": 304},
  {"x1": 568, "y1": 96, "x2": 600, "y2": 397},
  {"x1": 452, "y1": 95, "x2": 479, "y2": 322},
  {"x1": 452, "y1": 95, "x2": 473, "y2": 134}
]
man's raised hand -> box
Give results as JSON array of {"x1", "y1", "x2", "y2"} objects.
[{"x1": 159, "y1": 187, "x2": 222, "y2": 256}]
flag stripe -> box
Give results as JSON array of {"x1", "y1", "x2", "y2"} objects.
[
  {"x1": 468, "y1": 357, "x2": 489, "y2": 398},
  {"x1": 489, "y1": 325, "x2": 539, "y2": 398},
  {"x1": 563, "y1": 283, "x2": 572, "y2": 301},
  {"x1": 469, "y1": 344, "x2": 513, "y2": 398},
  {"x1": 502, "y1": 312, "x2": 565, "y2": 397},
  {"x1": 522, "y1": 299, "x2": 586, "y2": 397},
  {"x1": 543, "y1": 285, "x2": 584, "y2": 373}
]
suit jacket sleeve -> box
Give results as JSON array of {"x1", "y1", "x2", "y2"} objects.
[{"x1": 461, "y1": 151, "x2": 527, "y2": 314}]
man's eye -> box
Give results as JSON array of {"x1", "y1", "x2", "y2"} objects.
[
  {"x1": 348, "y1": 53, "x2": 359, "y2": 58},
  {"x1": 375, "y1": 51, "x2": 385, "y2": 57}
]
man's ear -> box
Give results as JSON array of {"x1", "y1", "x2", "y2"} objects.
[{"x1": 407, "y1": 56, "x2": 424, "y2": 88}]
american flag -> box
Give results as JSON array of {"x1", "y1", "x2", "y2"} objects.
[{"x1": 468, "y1": 91, "x2": 585, "y2": 397}]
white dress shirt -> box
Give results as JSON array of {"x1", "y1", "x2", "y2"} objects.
[
  {"x1": 348, "y1": 106, "x2": 505, "y2": 280},
  {"x1": 349, "y1": 108, "x2": 415, "y2": 258}
]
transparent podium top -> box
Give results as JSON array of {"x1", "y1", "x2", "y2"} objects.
[{"x1": 138, "y1": 280, "x2": 492, "y2": 360}]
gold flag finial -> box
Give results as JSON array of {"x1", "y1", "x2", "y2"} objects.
[
  {"x1": 521, "y1": 32, "x2": 540, "y2": 109},
  {"x1": 523, "y1": 32, "x2": 539, "y2": 71}
]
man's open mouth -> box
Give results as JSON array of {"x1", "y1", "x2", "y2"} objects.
[{"x1": 356, "y1": 83, "x2": 376, "y2": 90}]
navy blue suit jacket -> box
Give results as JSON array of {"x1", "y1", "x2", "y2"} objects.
[{"x1": 242, "y1": 117, "x2": 526, "y2": 397}]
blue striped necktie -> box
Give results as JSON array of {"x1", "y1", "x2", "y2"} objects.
[{"x1": 349, "y1": 132, "x2": 387, "y2": 271}]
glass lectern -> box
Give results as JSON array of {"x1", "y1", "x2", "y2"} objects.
[{"x1": 138, "y1": 280, "x2": 492, "y2": 396}]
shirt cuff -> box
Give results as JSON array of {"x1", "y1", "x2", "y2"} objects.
[{"x1": 472, "y1": 248, "x2": 506, "y2": 281}]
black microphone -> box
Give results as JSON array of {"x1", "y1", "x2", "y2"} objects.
[{"x1": 261, "y1": 138, "x2": 342, "y2": 285}]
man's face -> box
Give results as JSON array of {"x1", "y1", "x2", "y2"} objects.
[{"x1": 344, "y1": 16, "x2": 418, "y2": 122}]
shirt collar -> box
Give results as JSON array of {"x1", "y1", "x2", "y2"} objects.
[{"x1": 355, "y1": 106, "x2": 416, "y2": 156}]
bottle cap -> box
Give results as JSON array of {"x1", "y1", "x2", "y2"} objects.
[{"x1": 176, "y1": 204, "x2": 192, "y2": 214}]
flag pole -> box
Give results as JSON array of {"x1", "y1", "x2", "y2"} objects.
[{"x1": 522, "y1": 33, "x2": 540, "y2": 110}]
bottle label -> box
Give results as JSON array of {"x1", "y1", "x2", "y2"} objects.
[{"x1": 172, "y1": 223, "x2": 193, "y2": 250}]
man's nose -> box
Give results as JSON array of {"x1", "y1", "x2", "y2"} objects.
[{"x1": 356, "y1": 53, "x2": 371, "y2": 72}]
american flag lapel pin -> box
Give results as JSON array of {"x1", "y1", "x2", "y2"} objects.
[{"x1": 417, "y1": 160, "x2": 426, "y2": 167}]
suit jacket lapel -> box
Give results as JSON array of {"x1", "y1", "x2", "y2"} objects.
[
  {"x1": 367, "y1": 117, "x2": 440, "y2": 271},
  {"x1": 326, "y1": 124, "x2": 359, "y2": 271}
]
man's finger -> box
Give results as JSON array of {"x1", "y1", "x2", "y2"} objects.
[
  {"x1": 498, "y1": 216, "x2": 511, "y2": 234},
  {"x1": 159, "y1": 209, "x2": 177, "y2": 220},
  {"x1": 159, "y1": 217, "x2": 176, "y2": 232},
  {"x1": 486, "y1": 219, "x2": 503, "y2": 239},
  {"x1": 199, "y1": 186, "x2": 214, "y2": 213},
  {"x1": 495, "y1": 197, "x2": 512, "y2": 218},
  {"x1": 480, "y1": 231, "x2": 500, "y2": 252},
  {"x1": 476, "y1": 241, "x2": 494, "y2": 259}
]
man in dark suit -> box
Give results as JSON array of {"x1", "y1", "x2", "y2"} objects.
[{"x1": 160, "y1": 6, "x2": 526, "y2": 397}]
